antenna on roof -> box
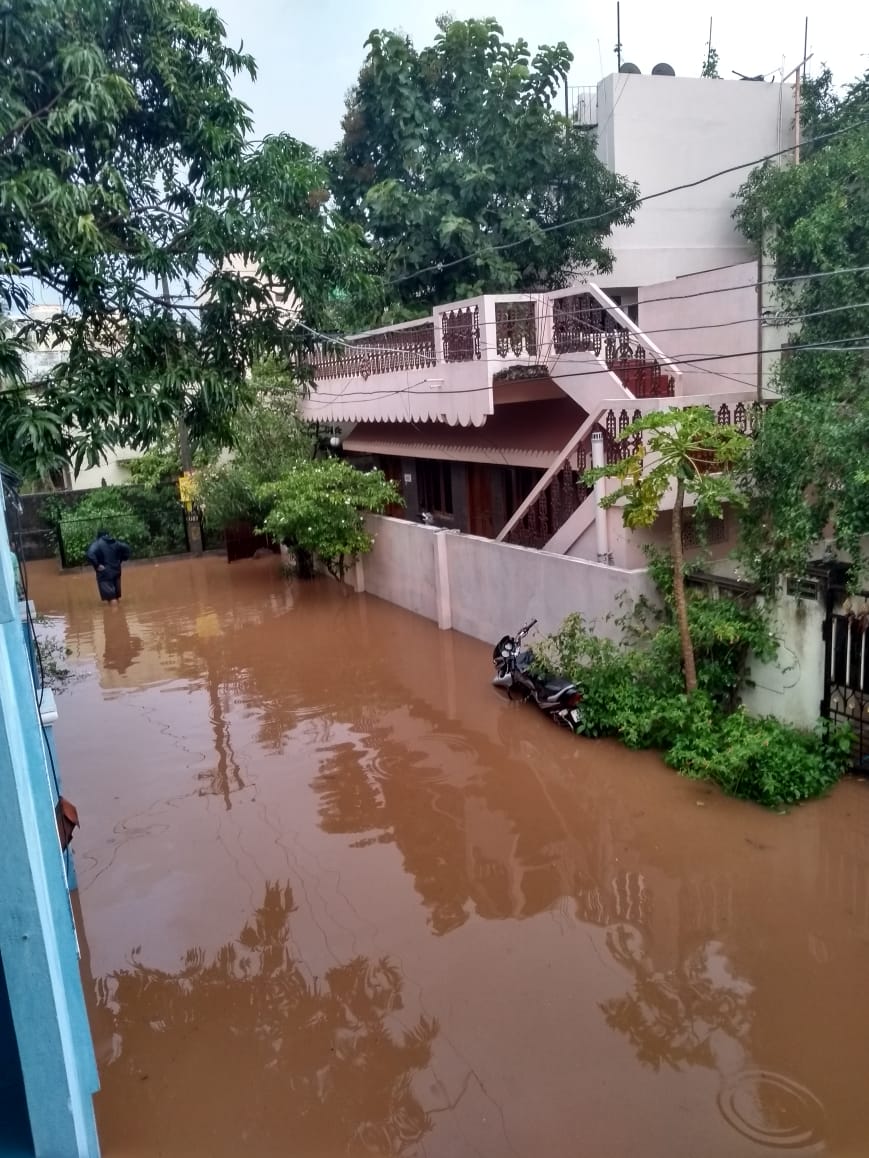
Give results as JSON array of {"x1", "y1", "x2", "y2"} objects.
[
  {"x1": 615, "y1": 2, "x2": 622, "y2": 71},
  {"x1": 803, "y1": 17, "x2": 809, "y2": 77}
]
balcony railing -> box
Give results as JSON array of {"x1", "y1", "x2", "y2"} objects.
[
  {"x1": 302, "y1": 284, "x2": 691, "y2": 425},
  {"x1": 570, "y1": 85, "x2": 598, "y2": 127},
  {"x1": 441, "y1": 306, "x2": 481, "y2": 362},
  {"x1": 310, "y1": 322, "x2": 436, "y2": 380},
  {"x1": 552, "y1": 291, "x2": 675, "y2": 398}
]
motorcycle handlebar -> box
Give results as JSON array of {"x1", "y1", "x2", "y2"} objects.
[{"x1": 517, "y1": 618, "x2": 538, "y2": 638}]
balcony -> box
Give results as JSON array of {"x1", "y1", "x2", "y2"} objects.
[
  {"x1": 569, "y1": 85, "x2": 599, "y2": 128},
  {"x1": 302, "y1": 285, "x2": 682, "y2": 426}
]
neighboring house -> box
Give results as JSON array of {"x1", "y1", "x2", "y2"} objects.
[
  {"x1": 16, "y1": 305, "x2": 140, "y2": 490},
  {"x1": 304, "y1": 69, "x2": 790, "y2": 566},
  {"x1": 302, "y1": 279, "x2": 766, "y2": 568}
]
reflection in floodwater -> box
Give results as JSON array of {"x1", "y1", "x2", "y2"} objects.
[
  {"x1": 33, "y1": 558, "x2": 869, "y2": 1157},
  {"x1": 601, "y1": 924, "x2": 752, "y2": 1071},
  {"x1": 87, "y1": 882, "x2": 437, "y2": 1156},
  {"x1": 102, "y1": 606, "x2": 142, "y2": 675}
]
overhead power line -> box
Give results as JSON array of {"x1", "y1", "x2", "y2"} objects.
[
  {"x1": 305, "y1": 334, "x2": 869, "y2": 408},
  {"x1": 387, "y1": 121, "x2": 869, "y2": 286}
]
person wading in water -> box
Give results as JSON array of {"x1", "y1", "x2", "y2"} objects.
[{"x1": 86, "y1": 529, "x2": 131, "y2": 604}]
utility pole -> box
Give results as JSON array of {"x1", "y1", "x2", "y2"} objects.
[{"x1": 161, "y1": 272, "x2": 203, "y2": 555}]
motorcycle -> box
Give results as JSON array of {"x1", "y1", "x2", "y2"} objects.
[{"x1": 492, "y1": 619, "x2": 584, "y2": 732}]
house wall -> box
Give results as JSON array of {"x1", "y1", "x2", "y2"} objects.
[
  {"x1": 741, "y1": 590, "x2": 827, "y2": 730},
  {"x1": 22, "y1": 310, "x2": 142, "y2": 489},
  {"x1": 71, "y1": 454, "x2": 137, "y2": 491},
  {"x1": 357, "y1": 516, "x2": 656, "y2": 644},
  {"x1": 595, "y1": 74, "x2": 795, "y2": 289},
  {"x1": 0, "y1": 493, "x2": 101, "y2": 1155},
  {"x1": 567, "y1": 507, "x2": 739, "y2": 570},
  {"x1": 638, "y1": 262, "x2": 760, "y2": 395}
]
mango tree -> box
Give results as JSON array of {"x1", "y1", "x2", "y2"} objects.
[
  {"x1": 585, "y1": 407, "x2": 751, "y2": 693},
  {"x1": 259, "y1": 460, "x2": 403, "y2": 582},
  {"x1": 328, "y1": 16, "x2": 637, "y2": 321},
  {"x1": 1, "y1": 0, "x2": 376, "y2": 478}
]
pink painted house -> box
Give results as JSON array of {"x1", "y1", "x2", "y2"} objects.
[{"x1": 302, "y1": 270, "x2": 767, "y2": 568}]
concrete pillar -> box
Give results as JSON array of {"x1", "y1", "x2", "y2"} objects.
[
  {"x1": 434, "y1": 531, "x2": 452, "y2": 630},
  {"x1": 591, "y1": 432, "x2": 612, "y2": 565},
  {"x1": 354, "y1": 557, "x2": 365, "y2": 594}
]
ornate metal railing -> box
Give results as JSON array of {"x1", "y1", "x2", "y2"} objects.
[
  {"x1": 552, "y1": 293, "x2": 674, "y2": 398},
  {"x1": 495, "y1": 301, "x2": 538, "y2": 357},
  {"x1": 505, "y1": 437, "x2": 596, "y2": 550},
  {"x1": 442, "y1": 305, "x2": 481, "y2": 362},
  {"x1": 552, "y1": 292, "x2": 622, "y2": 354},
  {"x1": 505, "y1": 400, "x2": 770, "y2": 551},
  {"x1": 310, "y1": 323, "x2": 436, "y2": 380}
]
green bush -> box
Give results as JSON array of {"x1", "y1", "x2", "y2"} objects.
[
  {"x1": 60, "y1": 494, "x2": 149, "y2": 566},
  {"x1": 535, "y1": 606, "x2": 850, "y2": 808},
  {"x1": 665, "y1": 710, "x2": 853, "y2": 808},
  {"x1": 56, "y1": 484, "x2": 185, "y2": 565}
]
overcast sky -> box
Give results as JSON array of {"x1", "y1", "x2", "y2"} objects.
[{"x1": 213, "y1": 0, "x2": 868, "y2": 150}]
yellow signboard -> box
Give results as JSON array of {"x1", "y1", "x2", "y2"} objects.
[{"x1": 178, "y1": 471, "x2": 197, "y2": 510}]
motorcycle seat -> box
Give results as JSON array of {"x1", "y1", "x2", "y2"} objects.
[{"x1": 540, "y1": 677, "x2": 576, "y2": 696}]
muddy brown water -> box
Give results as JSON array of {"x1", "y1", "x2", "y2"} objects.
[{"x1": 30, "y1": 556, "x2": 869, "y2": 1157}]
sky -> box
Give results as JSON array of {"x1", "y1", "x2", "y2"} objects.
[{"x1": 213, "y1": 0, "x2": 869, "y2": 150}]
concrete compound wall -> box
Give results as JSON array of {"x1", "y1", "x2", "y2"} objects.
[
  {"x1": 357, "y1": 518, "x2": 829, "y2": 730},
  {"x1": 355, "y1": 515, "x2": 656, "y2": 645},
  {"x1": 741, "y1": 590, "x2": 826, "y2": 730}
]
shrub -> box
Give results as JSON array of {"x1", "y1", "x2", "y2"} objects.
[
  {"x1": 535, "y1": 607, "x2": 849, "y2": 808},
  {"x1": 665, "y1": 710, "x2": 853, "y2": 808},
  {"x1": 259, "y1": 460, "x2": 403, "y2": 581},
  {"x1": 55, "y1": 484, "x2": 185, "y2": 565},
  {"x1": 59, "y1": 491, "x2": 149, "y2": 566}
]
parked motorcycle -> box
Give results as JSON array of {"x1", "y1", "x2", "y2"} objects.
[{"x1": 492, "y1": 619, "x2": 583, "y2": 732}]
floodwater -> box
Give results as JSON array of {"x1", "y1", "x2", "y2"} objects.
[{"x1": 31, "y1": 556, "x2": 869, "y2": 1158}]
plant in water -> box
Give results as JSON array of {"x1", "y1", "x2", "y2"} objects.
[
  {"x1": 534, "y1": 588, "x2": 850, "y2": 807},
  {"x1": 259, "y1": 460, "x2": 403, "y2": 581},
  {"x1": 585, "y1": 407, "x2": 751, "y2": 693}
]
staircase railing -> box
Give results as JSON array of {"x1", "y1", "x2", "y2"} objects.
[{"x1": 499, "y1": 395, "x2": 767, "y2": 551}]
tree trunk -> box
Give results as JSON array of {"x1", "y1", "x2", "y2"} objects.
[
  {"x1": 671, "y1": 477, "x2": 698, "y2": 694},
  {"x1": 294, "y1": 547, "x2": 314, "y2": 579},
  {"x1": 161, "y1": 272, "x2": 202, "y2": 556}
]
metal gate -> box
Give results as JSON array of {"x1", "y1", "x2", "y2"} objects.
[{"x1": 822, "y1": 589, "x2": 869, "y2": 771}]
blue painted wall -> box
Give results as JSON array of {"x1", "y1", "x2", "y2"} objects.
[{"x1": 0, "y1": 483, "x2": 100, "y2": 1158}]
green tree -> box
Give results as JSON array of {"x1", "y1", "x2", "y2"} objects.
[
  {"x1": 260, "y1": 460, "x2": 403, "y2": 582},
  {"x1": 585, "y1": 408, "x2": 751, "y2": 693},
  {"x1": 734, "y1": 67, "x2": 869, "y2": 586},
  {"x1": 195, "y1": 360, "x2": 315, "y2": 530},
  {"x1": 328, "y1": 16, "x2": 638, "y2": 320},
  {"x1": 1, "y1": 0, "x2": 376, "y2": 477}
]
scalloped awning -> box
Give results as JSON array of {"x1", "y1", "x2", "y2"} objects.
[{"x1": 343, "y1": 398, "x2": 585, "y2": 469}]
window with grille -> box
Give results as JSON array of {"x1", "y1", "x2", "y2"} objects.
[
  {"x1": 681, "y1": 510, "x2": 727, "y2": 548},
  {"x1": 417, "y1": 460, "x2": 453, "y2": 516}
]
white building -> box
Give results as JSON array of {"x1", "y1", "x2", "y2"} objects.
[
  {"x1": 576, "y1": 70, "x2": 795, "y2": 308},
  {"x1": 17, "y1": 305, "x2": 139, "y2": 490}
]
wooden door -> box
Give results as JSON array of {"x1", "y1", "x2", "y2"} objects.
[
  {"x1": 467, "y1": 464, "x2": 496, "y2": 538},
  {"x1": 379, "y1": 456, "x2": 406, "y2": 517}
]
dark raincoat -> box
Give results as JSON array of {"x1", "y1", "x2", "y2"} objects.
[{"x1": 86, "y1": 534, "x2": 131, "y2": 601}]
